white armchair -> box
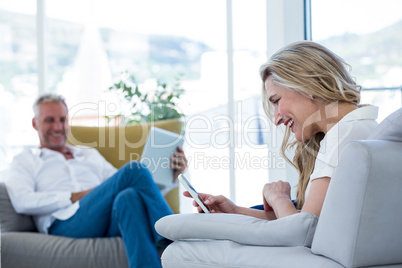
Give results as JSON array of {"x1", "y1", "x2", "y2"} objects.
[{"x1": 156, "y1": 108, "x2": 402, "y2": 268}]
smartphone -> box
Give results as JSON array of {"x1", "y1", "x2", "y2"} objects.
[{"x1": 178, "y1": 174, "x2": 210, "y2": 213}]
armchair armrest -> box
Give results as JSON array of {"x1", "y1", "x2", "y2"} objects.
[{"x1": 155, "y1": 212, "x2": 318, "y2": 247}]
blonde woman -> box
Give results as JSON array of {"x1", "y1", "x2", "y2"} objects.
[{"x1": 185, "y1": 41, "x2": 378, "y2": 220}]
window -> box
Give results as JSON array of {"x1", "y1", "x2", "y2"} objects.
[
  {"x1": 0, "y1": 0, "x2": 281, "y2": 211},
  {"x1": 311, "y1": 0, "x2": 402, "y2": 121},
  {"x1": 0, "y1": 1, "x2": 38, "y2": 164}
]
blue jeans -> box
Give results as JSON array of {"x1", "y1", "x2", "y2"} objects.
[
  {"x1": 49, "y1": 162, "x2": 173, "y2": 268},
  {"x1": 250, "y1": 200, "x2": 298, "y2": 210}
]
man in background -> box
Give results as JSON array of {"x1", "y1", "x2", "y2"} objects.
[{"x1": 5, "y1": 93, "x2": 187, "y2": 268}]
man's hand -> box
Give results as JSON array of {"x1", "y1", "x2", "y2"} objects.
[
  {"x1": 171, "y1": 146, "x2": 188, "y2": 182},
  {"x1": 183, "y1": 191, "x2": 238, "y2": 214},
  {"x1": 70, "y1": 189, "x2": 92, "y2": 203}
]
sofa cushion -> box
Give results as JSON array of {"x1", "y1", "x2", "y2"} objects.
[
  {"x1": 368, "y1": 107, "x2": 402, "y2": 142},
  {"x1": 68, "y1": 119, "x2": 182, "y2": 169},
  {"x1": 311, "y1": 141, "x2": 402, "y2": 267},
  {"x1": 0, "y1": 182, "x2": 36, "y2": 232},
  {"x1": 156, "y1": 212, "x2": 318, "y2": 247},
  {"x1": 161, "y1": 240, "x2": 343, "y2": 268},
  {"x1": 68, "y1": 119, "x2": 182, "y2": 214},
  {"x1": 1, "y1": 232, "x2": 128, "y2": 268}
]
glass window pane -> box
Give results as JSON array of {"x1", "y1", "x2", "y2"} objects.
[
  {"x1": 232, "y1": 0, "x2": 268, "y2": 207},
  {"x1": 0, "y1": 1, "x2": 38, "y2": 166},
  {"x1": 46, "y1": 0, "x2": 229, "y2": 212},
  {"x1": 2, "y1": 0, "x2": 273, "y2": 212},
  {"x1": 311, "y1": 0, "x2": 402, "y2": 120}
]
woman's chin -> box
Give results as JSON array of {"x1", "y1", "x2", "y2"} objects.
[{"x1": 296, "y1": 132, "x2": 311, "y2": 143}]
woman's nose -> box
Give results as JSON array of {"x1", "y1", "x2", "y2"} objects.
[{"x1": 274, "y1": 110, "x2": 282, "y2": 126}]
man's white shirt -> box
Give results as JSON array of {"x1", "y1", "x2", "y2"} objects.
[{"x1": 5, "y1": 145, "x2": 117, "y2": 233}]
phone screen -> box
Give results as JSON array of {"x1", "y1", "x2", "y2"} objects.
[{"x1": 178, "y1": 174, "x2": 210, "y2": 213}]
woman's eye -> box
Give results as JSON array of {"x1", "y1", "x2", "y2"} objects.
[{"x1": 272, "y1": 98, "x2": 280, "y2": 104}]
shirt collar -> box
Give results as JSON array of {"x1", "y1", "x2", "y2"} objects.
[
  {"x1": 323, "y1": 105, "x2": 378, "y2": 140},
  {"x1": 338, "y1": 105, "x2": 378, "y2": 123},
  {"x1": 31, "y1": 144, "x2": 83, "y2": 158}
]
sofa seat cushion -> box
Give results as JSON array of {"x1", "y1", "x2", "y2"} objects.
[
  {"x1": 156, "y1": 212, "x2": 318, "y2": 247},
  {"x1": 1, "y1": 232, "x2": 128, "y2": 268},
  {"x1": 161, "y1": 240, "x2": 343, "y2": 268}
]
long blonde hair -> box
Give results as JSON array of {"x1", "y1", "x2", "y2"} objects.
[{"x1": 260, "y1": 41, "x2": 361, "y2": 208}]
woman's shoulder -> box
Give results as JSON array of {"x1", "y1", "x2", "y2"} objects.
[
  {"x1": 326, "y1": 105, "x2": 379, "y2": 142},
  {"x1": 337, "y1": 114, "x2": 378, "y2": 142}
]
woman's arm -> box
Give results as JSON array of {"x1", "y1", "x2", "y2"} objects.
[
  {"x1": 234, "y1": 206, "x2": 277, "y2": 220},
  {"x1": 263, "y1": 180, "x2": 299, "y2": 219},
  {"x1": 183, "y1": 191, "x2": 277, "y2": 220},
  {"x1": 300, "y1": 177, "x2": 330, "y2": 216},
  {"x1": 263, "y1": 177, "x2": 330, "y2": 218},
  {"x1": 185, "y1": 176, "x2": 330, "y2": 220}
]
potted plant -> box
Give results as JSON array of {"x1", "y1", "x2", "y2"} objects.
[{"x1": 107, "y1": 71, "x2": 185, "y2": 125}]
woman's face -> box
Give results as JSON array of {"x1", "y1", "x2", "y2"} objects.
[{"x1": 265, "y1": 77, "x2": 324, "y2": 142}]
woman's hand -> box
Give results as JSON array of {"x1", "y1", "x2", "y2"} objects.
[
  {"x1": 171, "y1": 146, "x2": 188, "y2": 182},
  {"x1": 262, "y1": 180, "x2": 292, "y2": 216},
  {"x1": 183, "y1": 191, "x2": 238, "y2": 214}
]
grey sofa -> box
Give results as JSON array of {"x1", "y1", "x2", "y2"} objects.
[
  {"x1": 0, "y1": 119, "x2": 184, "y2": 268},
  {"x1": 0, "y1": 182, "x2": 129, "y2": 268},
  {"x1": 155, "y1": 108, "x2": 402, "y2": 268}
]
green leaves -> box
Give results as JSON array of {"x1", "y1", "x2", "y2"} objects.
[{"x1": 108, "y1": 71, "x2": 185, "y2": 124}]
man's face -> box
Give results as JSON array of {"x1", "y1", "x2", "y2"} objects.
[{"x1": 32, "y1": 102, "x2": 69, "y2": 151}]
